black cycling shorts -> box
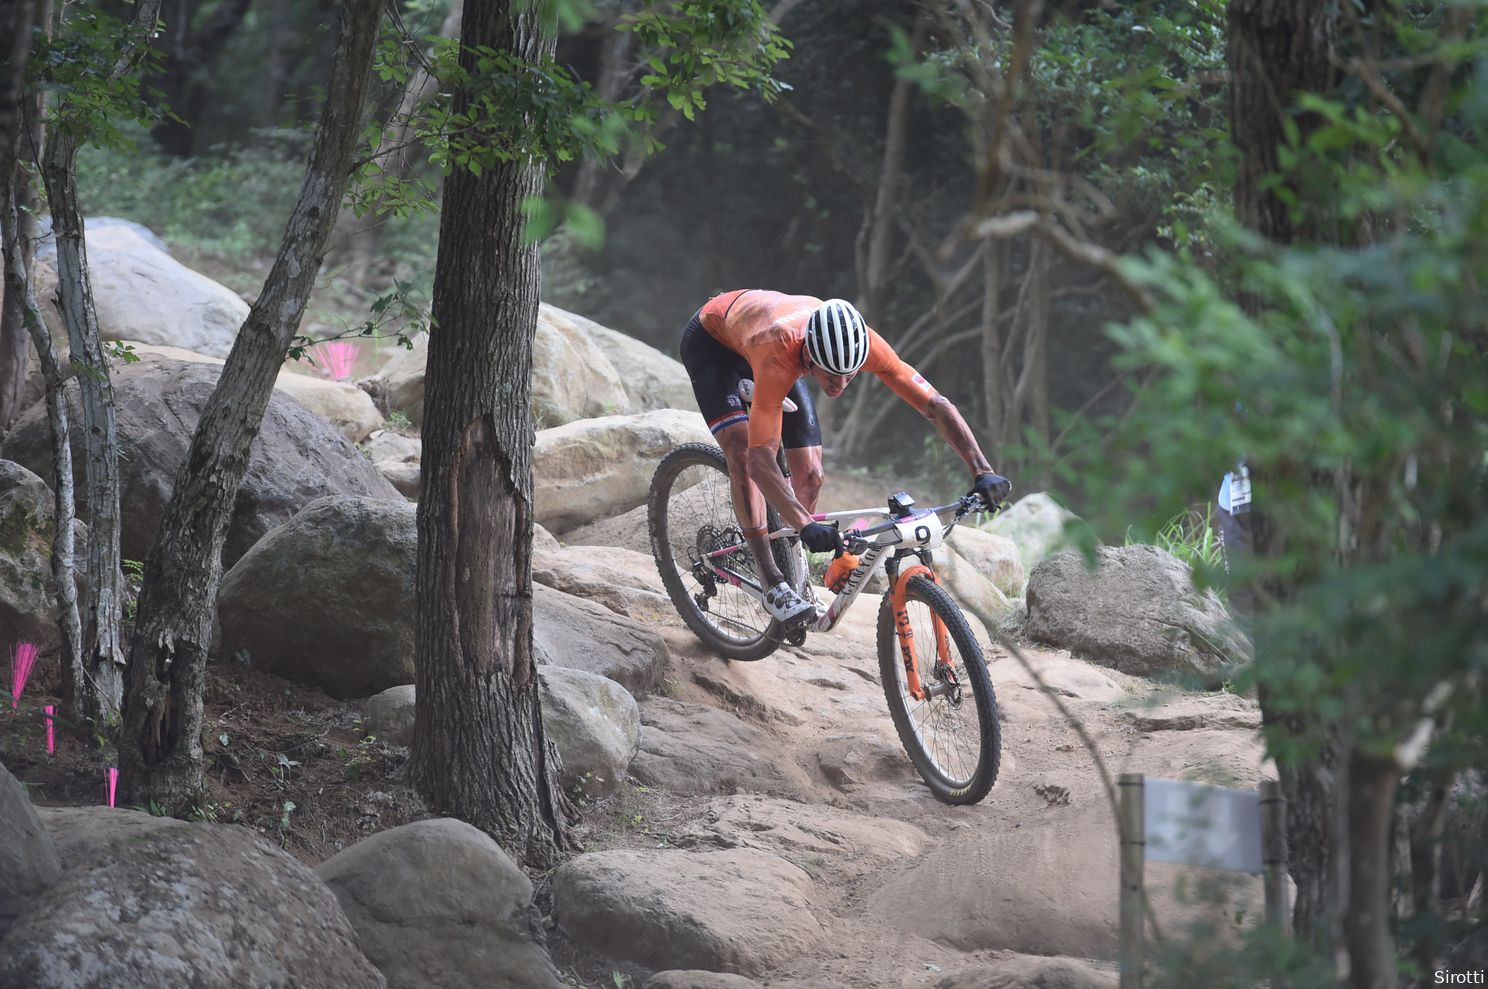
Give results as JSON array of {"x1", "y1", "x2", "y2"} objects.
[{"x1": 679, "y1": 311, "x2": 822, "y2": 450}]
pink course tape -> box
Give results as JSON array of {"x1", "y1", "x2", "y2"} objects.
[{"x1": 107, "y1": 767, "x2": 118, "y2": 807}]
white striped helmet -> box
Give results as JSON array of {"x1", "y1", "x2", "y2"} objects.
[{"x1": 805, "y1": 299, "x2": 869, "y2": 375}]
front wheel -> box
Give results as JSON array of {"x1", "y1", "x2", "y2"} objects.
[{"x1": 878, "y1": 574, "x2": 1000, "y2": 804}]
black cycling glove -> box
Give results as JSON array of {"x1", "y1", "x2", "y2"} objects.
[
  {"x1": 970, "y1": 472, "x2": 1012, "y2": 510},
  {"x1": 799, "y1": 521, "x2": 844, "y2": 554}
]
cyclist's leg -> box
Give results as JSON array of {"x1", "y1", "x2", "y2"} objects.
[
  {"x1": 679, "y1": 313, "x2": 785, "y2": 588},
  {"x1": 781, "y1": 379, "x2": 824, "y2": 514}
]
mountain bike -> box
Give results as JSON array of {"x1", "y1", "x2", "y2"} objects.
[{"x1": 647, "y1": 442, "x2": 1000, "y2": 805}]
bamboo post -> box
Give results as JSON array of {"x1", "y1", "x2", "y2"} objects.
[
  {"x1": 1119, "y1": 773, "x2": 1145, "y2": 989},
  {"x1": 1260, "y1": 779, "x2": 1289, "y2": 934}
]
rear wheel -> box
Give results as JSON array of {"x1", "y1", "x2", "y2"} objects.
[
  {"x1": 878, "y1": 574, "x2": 1000, "y2": 804},
  {"x1": 648, "y1": 443, "x2": 803, "y2": 662}
]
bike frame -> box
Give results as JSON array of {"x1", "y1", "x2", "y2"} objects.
[{"x1": 701, "y1": 498, "x2": 975, "y2": 691}]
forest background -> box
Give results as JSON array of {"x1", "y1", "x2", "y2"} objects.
[{"x1": 0, "y1": 0, "x2": 1485, "y2": 986}]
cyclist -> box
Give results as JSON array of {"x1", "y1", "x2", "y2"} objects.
[{"x1": 679, "y1": 289, "x2": 1012, "y2": 625}]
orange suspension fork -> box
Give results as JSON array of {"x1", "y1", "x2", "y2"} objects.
[{"x1": 891, "y1": 564, "x2": 951, "y2": 702}]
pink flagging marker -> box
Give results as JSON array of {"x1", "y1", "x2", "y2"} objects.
[
  {"x1": 44, "y1": 705, "x2": 55, "y2": 754},
  {"x1": 311, "y1": 340, "x2": 358, "y2": 381},
  {"x1": 9, "y1": 641, "x2": 38, "y2": 709},
  {"x1": 107, "y1": 767, "x2": 118, "y2": 807}
]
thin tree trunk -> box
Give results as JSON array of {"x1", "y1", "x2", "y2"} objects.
[
  {"x1": 119, "y1": 0, "x2": 381, "y2": 810},
  {"x1": 42, "y1": 130, "x2": 126, "y2": 724},
  {"x1": 1025, "y1": 237, "x2": 1049, "y2": 448},
  {"x1": 0, "y1": 0, "x2": 39, "y2": 430},
  {"x1": 3, "y1": 185, "x2": 82, "y2": 706},
  {"x1": 409, "y1": 0, "x2": 575, "y2": 870},
  {"x1": 1346, "y1": 750, "x2": 1400, "y2": 989}
]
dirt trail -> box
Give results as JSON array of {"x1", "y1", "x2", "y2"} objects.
[{"x1": 565, "y1": 581, "x2": 1269, "y2": 988}]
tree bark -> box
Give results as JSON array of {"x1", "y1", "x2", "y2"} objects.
[
  {"x1": 0, "y1": 0, "x2": 39, "y2": 431},
  {"x1": 1346, "y1": 750, "x2": 1401, "y2": 989},
  {"x1": 41, "y1": 129, "x2": 126, "y2": 724},
  {"x1": 149, "y1": 0, "x2": 254, "y2": 158},
  {"x1": 3, "y1": 175, "x2": 82, "y2": 707},
  {"x1": 408, "y1": 0, "x2": 576, "y2": 870},
  {"x1": 119, "y1": 0, "x2": 381, "y2": 810},
  {"x1": 1227, "y1": 0, "x2": 1343, "y2": 952}
]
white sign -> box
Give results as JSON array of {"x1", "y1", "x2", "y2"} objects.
[{"x1": 1143, "y1": 778, "x2": 1263, "y2": 873}]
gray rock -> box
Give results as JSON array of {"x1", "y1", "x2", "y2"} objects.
[
  {"x1": 630, "y1": 698, "x2": 813, "y2": 799},
  {"x1": 316, "y1": 819, "x2": 562, "y2": 989},
  {"x1": 218, "y1": 497, "x2": 416, "y2": 699},
  {"x1": 553, "y1": 848, "x2": 824, "y2": 977},
  {"x1": 561, "y1": 500, "x2": 653, "y2": 556},
  {"x1": 1025, "y1": 546, "x2": 1250, "y2": 687},
  {"x1": 0, "y1": 460, "x2": 74, "y2": 648},
  {"x1": 1, "y1": 356, "x2": 401, "y2": 568},
  {"x1": 0, "y1": 823, "x2": 384, "y2": 989},
  {"x1": 534, "y1": 583, "x2": 668, "y2": 696},
  {"x1": 934, "y1": 953, "x2": 1118, "y2": 989},
  {"x1": 985, "y1": 492, "x2": 1087, "y2": 572},
  {"x1": 812, "y1": 732, "x2": 914, "y2": 789},
  {"x1": 537, "y1": 666, "x2": 640, "y2": 799},
  {"x1": 0, "y1": 760, "x2": 61, "y2": 942},
  {"x1": 361, "y1": 429, "x2": 421, "y2": 463},
  {"x1": 362, "y1": 684, "x2": 416, "y2": 745},
  {"x1": 644, "y1": 973, "x2": 762, "y2": 989},
  {"x1": 375, "y1": 459, "x2": 420, "y2": 500},
  {"x1": 33, "y1": 805, "x2": 190, "y2": 872},
  {"x1": 32, "y1": 224, "x2": 243, "y2": 356},
  {"x1": 532, "y1": 544, "x2": 673, "y2": 623}
]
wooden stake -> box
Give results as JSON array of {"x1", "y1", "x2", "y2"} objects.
[
  {"x1": 1260, "y1": 778, "x2": 1289, "y2": 935},
  {"x1": 1120, "y1": 772, "x2": 1145, "y2": 989}
]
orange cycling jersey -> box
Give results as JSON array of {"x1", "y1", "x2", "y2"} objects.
[{"x1": 700, "y1": 289, "x2": 939, "y2": 448}]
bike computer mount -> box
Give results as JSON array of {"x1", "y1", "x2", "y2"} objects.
[{"x1": 887, "y1": 491, "x2": 916, "y2": 518}]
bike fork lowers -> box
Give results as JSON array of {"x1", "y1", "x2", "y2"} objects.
[{"x1": 890, "y1": 564, "x2": 951, "y2": 701}]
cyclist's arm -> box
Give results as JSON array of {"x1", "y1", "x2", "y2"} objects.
[
  {"x1": 867, "y1": 330, "x2": 995, "y2": 480},
  {"x1": 922, "y1": 394, "x2": 994, "y2": 479},
  {"x1": 744, "y1": 377, "x2": 815, "y2": 530}
]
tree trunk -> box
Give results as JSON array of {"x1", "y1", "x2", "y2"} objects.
[
  {"x1": 3, "y1": 170, "x2": 83, "y2": 709},
  {"x1": 41, "y1": 130, "x2": 127, "y2": 725},
  {"x1": 1227, "y1": 0, "x2": 1343, "y2": 951},
  {"x1": 0, "y1": 0, "x2": 39, "y2": 430},
  {"x1": 149, "y1": 0, "x2": 254, "y2": 158},
  {"x1": 1346, "y1": 750, "x2": 1400, "y2": 989},
  {"x1": 409, "y1": 0, "x2": 575, "y2": 870},
  {"x1": 119, "y1": 0, "x2": 381, "y2": 811}
]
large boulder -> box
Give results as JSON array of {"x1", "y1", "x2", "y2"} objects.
[
  {"x1": 0, "y1": 823, "x2": 385, "y2": 989},
  {"x1": 0, "y1": 761, "x2": 61, "y2": 942},
  {"x1": 531, "y1": 305, "x2": 632, "y2": 427},
  {"x1": 561, "y1": 501, "x2": 653, "y2": 556},
  {"x1": 361, "y1": 304, "x2": 686, "y2": 428},
  {"x1": 119, "y1": 342, "x2": 384, "y2": 443},
  {"x1": 940, "y1": 544, "x2": 1018, "y2": 625},
  {"x1": 33, "y1": 805, "x2": 191, "y2": 872},
  {"x1": 362, "y1": 684, "x2": 416, "y2": 745},
  {"x1": 557, "y1": 305, "x2": 695, "y2": 414},
  {"x1": 536, "y1": 666, "x2": 640, "y2": 799},
  {"x1": 934, "y1": 954, "x2": 1117, "y2": 989},
  {"x1": 553, "y1": 848, "x2": 826, "y2": 977},
  {"x1": 630, "y1": 698, "x2": 814, "y2": 800},
  {"x1": 1, "y1": 355, "x2": 401, "y2": 567},
  {"x1": 0, "y1": 460, "x2": 80, "y2": 648},
  {"x1": 316, "y1": 819, "x2": 563, "y2": 989},
  {"x1": 948, "y1": 524, "x2": 1026, "y2": 598},
  {"x1": 985, "y1": 492, "x2": 1086, "y2": 572},
  {"x1": 534, "y1": 583, "x2": 668, "y2": 696},
  {"x1": 532, "y1": 543, "x2": 673, "y2": 623},
  {"x1": 218, "y1": 496, "x2": 416, "y2": 698},
  {"x1": 1025, "y1": 545, "x2": 1249, "y2": 686},
  {"x1": 534, "y1": 409, "x2": 712, "y2": 533},
  {"x1": 32, "y1": 225, "x2": 248, "y2": 357}
]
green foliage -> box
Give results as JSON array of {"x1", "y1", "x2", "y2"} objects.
[
  {"x1": 1068, "y1": 12, "x2": 1488, "y2": 780},
  {"x1": 27, "y1": 10, "x2": 170, "y2": 147},
  {"x1": 1125, "y1": 504, "x2": 1223, "y2": 574},
  {"x1": 625, "y1": 0, "x2": 792, "y2": 121}
]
